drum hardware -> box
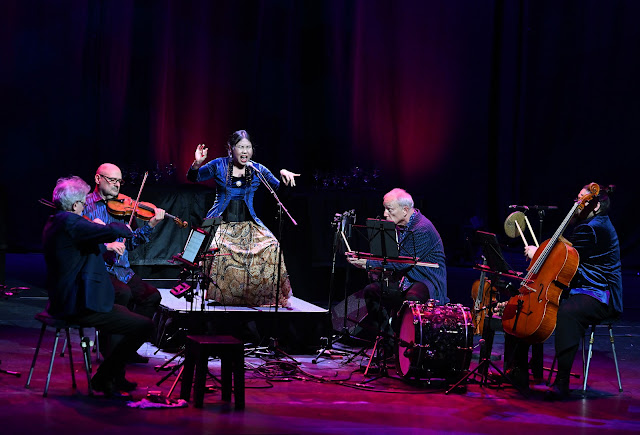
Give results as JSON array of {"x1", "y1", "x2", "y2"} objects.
[{"x1": 445, "y1": 230, "x2": 529, "y2": 395}]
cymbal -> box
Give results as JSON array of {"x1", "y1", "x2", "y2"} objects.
[{"x1": 504, "y1": 211, "x2": 526, "y2": 238}]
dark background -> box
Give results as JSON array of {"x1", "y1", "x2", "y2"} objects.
[{"x1": 2, "y1": 0, "x2": 639, "y2": 306}]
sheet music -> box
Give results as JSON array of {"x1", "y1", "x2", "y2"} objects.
[{"x1": 182, "y1": 230, "x2": 205, "y2": 263}]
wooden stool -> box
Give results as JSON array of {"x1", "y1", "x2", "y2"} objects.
[
  {"x1": 25, "y1": 311, "x2": 93, "y2": 397},
  {"x1": 180, "y1": 335, "x2": 245, "y2": 409}
]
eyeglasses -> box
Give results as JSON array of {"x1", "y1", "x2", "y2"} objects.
[{"x1": 98, "y1": 174, "x2": 125, "y2": 185}]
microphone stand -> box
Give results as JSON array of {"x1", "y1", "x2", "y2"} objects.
[{"x1": 250, "y1": 163, "x2": 298, "y2": 363}]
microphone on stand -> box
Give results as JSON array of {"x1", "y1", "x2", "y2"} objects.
[{"x1": 509, "y1": 205, "x2": 529, "y2": 212}]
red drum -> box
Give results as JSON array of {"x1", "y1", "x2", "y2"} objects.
[{"x1": 397, "y1": 301, "x2": 473, "y2": 380}]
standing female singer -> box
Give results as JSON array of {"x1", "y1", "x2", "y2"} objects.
[{"x1": 187, "y1": 129, "x2": 300, "y2": 307}]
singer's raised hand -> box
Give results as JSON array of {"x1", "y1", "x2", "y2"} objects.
[
  {"x1": 193, "y1": 144, "x2": 208, "y2": 169},
  {"x1": 280, "y1": 169, "x2": 300, "y2": 187}
]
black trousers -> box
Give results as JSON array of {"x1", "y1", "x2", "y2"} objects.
[
  {"x1": 553, "y1": 293, "x2": 617, "y2": 386},
  {"x1": 69, "y1": 305, "x2": 153, "y2": 380},
  {"x1": 110, "y1": 274, "x2": 162, "y2": 320},
  {"x1": 103, "y1": 274, "x2": 161, "y2": 357},
  {"x1": 363, "y1": 280, "x2": 432, "y2": 338}
]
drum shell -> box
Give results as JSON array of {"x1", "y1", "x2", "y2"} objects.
[{"x1": 397, "y1": 301, "x2": 473, "y2": 380}]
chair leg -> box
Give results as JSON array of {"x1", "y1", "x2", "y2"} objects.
[
  {"x1": 43, "y1": 328, "x2": 63, "y2": 397},
  {"x1": 582, "y1": 324, "x2": 596, "y2": 392},
  {"x1": 25, "y1": 323, "x2": 47, "y2": 388},
  {"x1": 94, "y1": 329, "x2": 101, "y2": 363},
  {"x1": 65, "y1": 328, "x2": 78, "y2": 390},
  {"x1": 78, "y1": 328, "x2": 94, "y2": 396},
  {"x1": 608, "y1": 325, "x2": 623, "y2": 392}
]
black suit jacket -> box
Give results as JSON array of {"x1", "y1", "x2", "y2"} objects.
[{"x1": 42, "y1": 211, "x2": 132, "y2": 317}]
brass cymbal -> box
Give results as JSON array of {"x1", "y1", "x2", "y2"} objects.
[{"x1": 504, "y1": 211, "x2": 526, "y2": 238}]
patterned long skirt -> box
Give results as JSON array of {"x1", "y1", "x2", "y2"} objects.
[{"x1": 205, "y1": 221, "x2": 293, "y2": 307}]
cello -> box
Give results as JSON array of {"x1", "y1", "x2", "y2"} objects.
[{"x1": 501, "y1": 183, "x2": 600, "y2": 344}]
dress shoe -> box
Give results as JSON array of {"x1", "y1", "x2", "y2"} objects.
[
  {"x1": 91, "y1": 374, "x2": 114, "y2": 397},
  {"x1": 505, "y1": 367, "x2": 530, "y2": 391},
  {"x1": 113, "y1": 376, "x2": 138, "y2": 392},
  {"x1": 544, "y1": 383, "x2": 570, "y2": 401},
  {"x1": 127, "y1": 352, "x2": 150, "y2": 364},
  {"x1": 91, "y1": 375, "x2": 131, "y2": 399}
]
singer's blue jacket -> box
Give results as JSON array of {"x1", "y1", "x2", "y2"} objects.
[{"x1": 187, "y1": 157, "x2": 280, "y2": 229}]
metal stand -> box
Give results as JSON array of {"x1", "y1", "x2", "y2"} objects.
[
  {"x1": 251, "y1": 164, "x2": 299, "y2": 364},
  {"x1": 312, "y1": 211, "x2": 363, "y2": 364},
  {"x1": 446, "y1": 284, "x2": 527, "y2": 396},
  {"x1": 0, "y1": 360, "x2": 20, "y2": 377}
]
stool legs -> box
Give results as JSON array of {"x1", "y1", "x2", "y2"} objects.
[
  {"x1": 179, "y1": 337, "x2": 245, "y2": 409},
  {"x1": 179, "y1": 342, "x2": 196, "y2": 403},
  {"x1": 25, "y1": 324, "x2": 93, "y2": 397},
  {"x1": 232, "y1": 349, "x2": 245, "y2": 409},
  {"x1": 25, "y1": 323, "x2": 47, "y2": 389},
  {"x1": 582, "y1": 323, "x2": 623, "y2": 394},
  {"x1": 582, "y1": 324, "x2": 596, "y2": 391},
  {"x1": 608, "y1": 325, "x2": 623, "y2": 392}
]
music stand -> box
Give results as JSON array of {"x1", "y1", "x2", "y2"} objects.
[
  {"x1": 361, "y1": 219, "x2": 401, "y2": 379},
  {"x1": 158, "y1": 218, "x2": 221, "y2": 395},
  {"x1": 446, "y1": 231, "x2": 528, "y2": 396},
  {"x1": 312, "y1": 211, "x2": 367, "y2": 364},
  {"x1": 169, "y1": 218, "x2": 221, "y2": 310}
]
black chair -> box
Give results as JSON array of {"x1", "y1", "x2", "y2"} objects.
[{"x1": 25, "y1": 311, "x2": 93, "y2": 397}]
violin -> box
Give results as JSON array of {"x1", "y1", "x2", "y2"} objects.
[{"x1": 106, "y1": 193, "x2": 188, "y2": 228}]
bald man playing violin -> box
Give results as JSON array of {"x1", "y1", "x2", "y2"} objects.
[{"x1": 83, "y1": 163, "x2": 165, "y2": 367}]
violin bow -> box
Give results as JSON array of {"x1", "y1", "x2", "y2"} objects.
[{"x1": 128, "y1": 171, "x2": 148, "y2": 227}]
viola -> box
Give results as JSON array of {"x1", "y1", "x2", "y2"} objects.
[
  {"x1": 106, "y1": 193, "x2": 188, "y2": 228},
  {"x1": 470, "y1": 257, "x2": 498, "y2": 335},
  {"x1": 502, "y1": 183, "x2": 600, "y2": 343}
]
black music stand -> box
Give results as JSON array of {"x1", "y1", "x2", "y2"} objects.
[
  {"x1": 360, "y1": 219, "x2": 403, "y2": 380},
  {"x1": 312, "y1": 211, "x2": 368, "y2": 364},
  {"x1": 156, "y1": 218, "x2": 221, "y2": 396},
  {"x1": 169, "y1": 218, "x2": 221, "y2": 311},
  {"x1": 446, "y1": 231, "x2": 528, "y2": 396}
]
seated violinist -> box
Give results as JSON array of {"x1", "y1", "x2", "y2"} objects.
[
  {"x1": 43, "y1": 176, "x2": 153, "y2": 397},
  {"x1": 83, "y1": 163, "x2": 164, "y2": 365}
]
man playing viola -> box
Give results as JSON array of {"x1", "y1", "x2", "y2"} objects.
[{"x1": 83, "y1": 163, "x2": 165, "y2": 366}]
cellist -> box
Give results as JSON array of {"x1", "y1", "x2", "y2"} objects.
[{"x1": 518, "y1": 184, "x2": 622, "y2": 400}]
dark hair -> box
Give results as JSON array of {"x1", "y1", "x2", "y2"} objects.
[
  {"x1": 227, "y1": 130, "x2": 251, "y2": 149},
  {"x1": 582, "y1": 183, "x2": 611, "y2": 216},
  {"x1": 225, "y1": 129, "x2": 254, "y2": 186}
]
